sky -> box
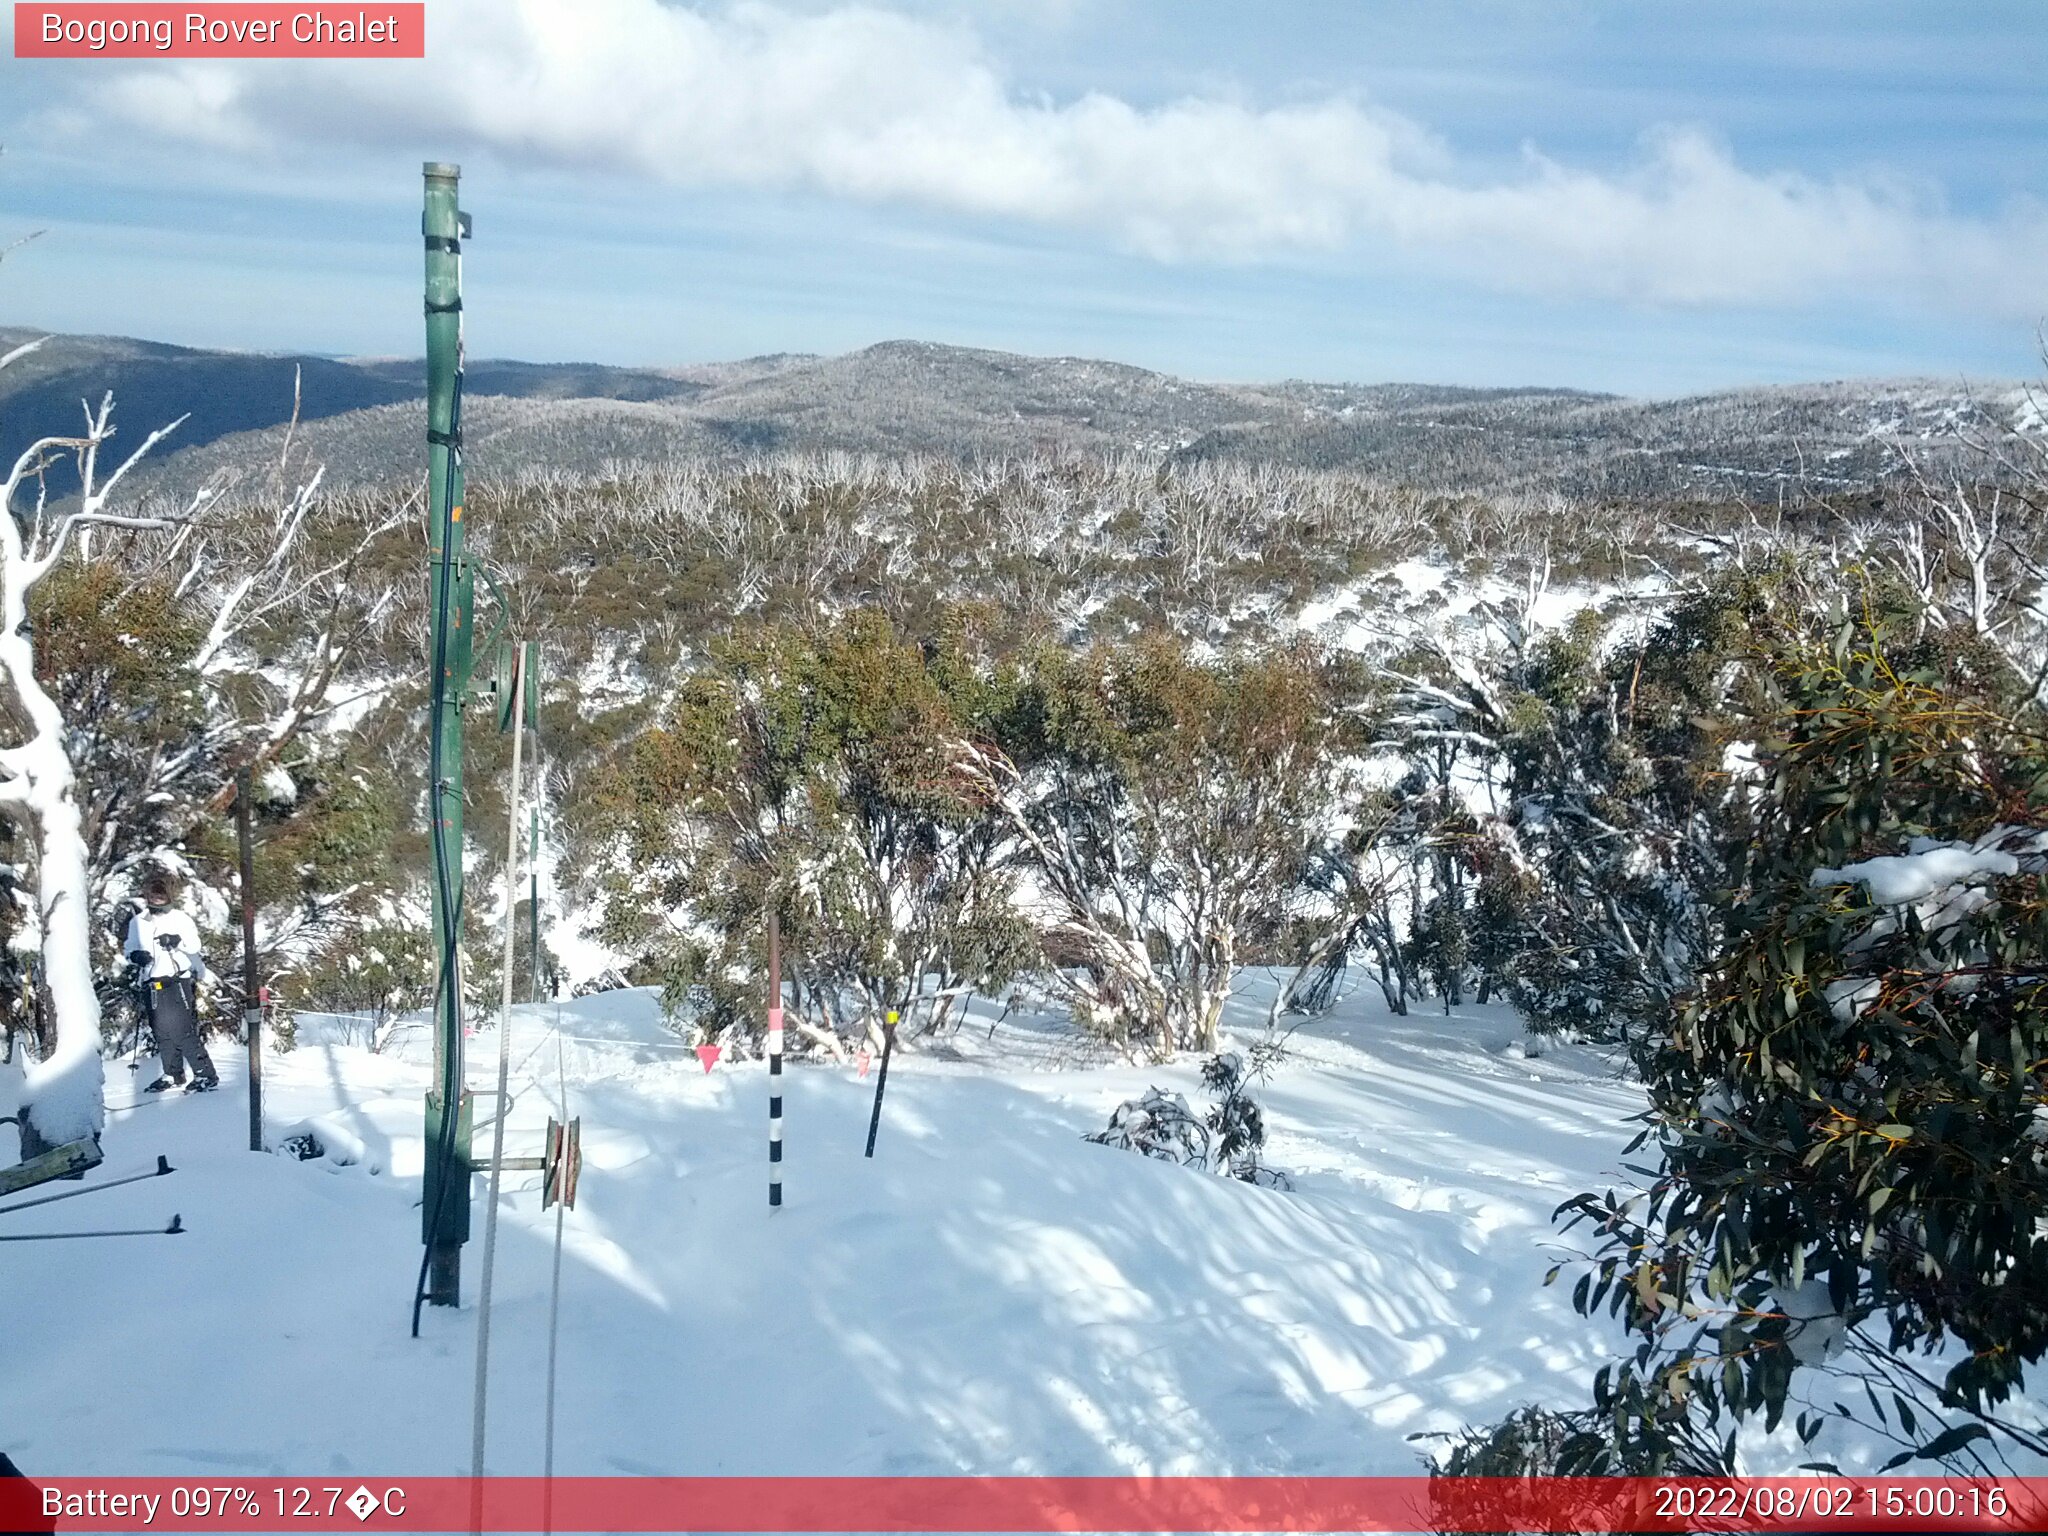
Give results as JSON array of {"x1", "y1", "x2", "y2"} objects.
[{"x1": 1, "y1": 0, "x2": 2044, "y2": 395}]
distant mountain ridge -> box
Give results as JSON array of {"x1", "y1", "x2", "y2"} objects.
[{"x1": 0, "y1": 326, "x2": 2030, "y2": 503}]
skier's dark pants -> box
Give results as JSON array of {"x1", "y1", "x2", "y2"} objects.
[{"x1": 149, "y1": 979, "x2": 215, "y2": 1085}]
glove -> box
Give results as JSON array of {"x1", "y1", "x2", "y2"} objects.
[{"x1": 128, "y1": 950, "x2": 149, "y2": 968}]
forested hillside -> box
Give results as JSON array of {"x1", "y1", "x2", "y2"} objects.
[
  {"x1": 2, "y1": 326, "x2": 2028, "y2": 503},
  {"x1": 5, "y1": 356, "x2": 2045, "y2": 1478}
]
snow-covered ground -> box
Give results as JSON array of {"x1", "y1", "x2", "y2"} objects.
[{"x1": 0, "y1": 977, "x2": 1946, "y2": 1480}]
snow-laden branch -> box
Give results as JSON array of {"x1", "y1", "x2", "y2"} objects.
[{"x1": 0, "y1": 333, "x2": 46, "y2": 373}]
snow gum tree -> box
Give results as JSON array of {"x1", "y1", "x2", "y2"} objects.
[
  {"x1": 978, "y1": 639, "x2": 1356, "y2": 1056},
  {"x1": 0, "y1": 309, "x2": 385, "y2": 1141},
  {"x1": 1399, "y1": 570, "x2": 1766, "y2": 1052},
  {"x1": 1556, "y1": 586, "x2": 2048, "y2": 1470},
  {"x1": 578, "y1": 608, "x2": 1031, "y2": 1050},
  {"x1": 1, "y1": 379, "x2": 190, "y2": 1152}
]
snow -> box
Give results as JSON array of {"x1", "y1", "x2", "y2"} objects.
[
  {"x1": 1811, "y1": 838, "x2": 2023, "y2": 1023},
  {"x1": 255, "y1": 761, "x2": 298, "y2": 807},
  {"x1": 1388, "y1": 559, "x2": 1448, "y2": 599},
  {"x1": 5, "y1": 975, "x2": 2030, "y2": 1480},
  {"x1": 312, "y1": 672, "x2": 404, "y2": 737},
  {"x1": 544, "y1": 911, "x2": 626, "y2": 994},
  {"x1": 1811, "y1": 844, "x2": 2018, "y2": 906},
  {"x1": 1779, "y1": 1278, "x2": 1848, "y2": 1367},
  {"x1": 272, "y1": 1113, "x2": 381, "y2": 1173},
  {"x1": 1823, "y1": 976, "x2": 1883, "y2": 1023},
  {"x1": 18, "y1": 1042, "x2": 102, "y2": 1150}
]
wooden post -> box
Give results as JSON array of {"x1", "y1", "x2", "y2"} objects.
[
  {"x1": 767, "y1": 910, "x2": 783, "y2": 1209},
  {"x1": 235, "y1": 765, "x2": 262, "y2": 1153}
]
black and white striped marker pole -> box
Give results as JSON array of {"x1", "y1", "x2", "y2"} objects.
[
  {"x1": 863, "y1": 1009, "x2": 899, "y2": 1159},
  {"x1": 767, "y1": 911, "x2": 784, "y2": 1210}
]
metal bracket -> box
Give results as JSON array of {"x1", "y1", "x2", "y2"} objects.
[
  {"x1": 495, "y1": 1157, "x2": 547, "y2": 1172},
  {"x1": 464, "y1": 561, "x2": 513, "y2": 704},
  {"x1": 489, "y1": 639, "x2": 541, "y2": 732}
]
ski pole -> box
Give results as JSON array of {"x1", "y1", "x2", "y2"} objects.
[
  {"x1": 0, "y1": 1156, "x2": 173, "y2": 1219},
  {"x1": 0, "y1": 1215, "x2": 183, "y2": 1242},
  {"x1": 128, "y1": 972, "x2": 151, "y2": 1071},
  {"x1": 862, "y1": 1009, "x2": 898, "y2": 1159},
  {"x1": 140, "y1": 965, "x2": 160, "y2": 1069}
]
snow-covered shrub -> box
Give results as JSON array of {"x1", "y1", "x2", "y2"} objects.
[
  {"x1": 1087, "y1": 1051, "x2": 1291, "y2": 1187},
  {"x1": 1086, "y1": 1087, "x2": 1207, "y2": 1166},
  {"x1": 1416, "y1": 1401, "x2": 1730, "y2": 1487},
  {"x1": 1410, "y1": 581, "x2": 1757, "y2": 1054},
  {"x1": 1200, "y1": 1050, "x2": 1290, "y2": 1187},
  {"x1": 267, "y1": 1000, "x2": 297, "y2": 1055},
  {"x1": 275, "y1": 1129, "x2": 321, "y2": 1161},
  {"x1": 271, "y1": 1114, "x2": 377, "y2": 1172},
  {"x1": 576, "y1": 968, "x2": 634, "y2": 997}
]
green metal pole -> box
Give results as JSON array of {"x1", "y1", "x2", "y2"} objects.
[{"x1": 421, "y1": 161, "x2": 473, "y2": 1310}]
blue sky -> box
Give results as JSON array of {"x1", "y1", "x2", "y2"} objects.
[{"x1": 1, "y1": 0, "x2": 2043, "y2": 394}]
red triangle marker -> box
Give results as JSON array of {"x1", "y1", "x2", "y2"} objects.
[
  {"x1": 857, "y1": 1049, "x2": 872, "y2": 1079},
  {"x1": 695, "y1": 1045, "x2": 722, "y2": 1073}
]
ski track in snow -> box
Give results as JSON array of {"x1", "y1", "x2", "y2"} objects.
[{"x1": 4, "y1": 977, "x2": 2023, "y2": 1479}]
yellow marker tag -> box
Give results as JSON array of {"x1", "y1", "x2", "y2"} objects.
[{"x1": 451, "y1": 505, "x2": 463, "y2": 521}]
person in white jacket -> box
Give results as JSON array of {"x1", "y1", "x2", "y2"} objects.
[{"x1": 125, "y1": 868, "x2": 218, "y2": 1093}]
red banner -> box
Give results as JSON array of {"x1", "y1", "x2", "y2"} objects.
[
  {"x1": 2, "y1": 1476, "x2": 2046, "y2": 1532},
  {"x1": 13, "y1": 4, "x2": 425, "y2": 58}
]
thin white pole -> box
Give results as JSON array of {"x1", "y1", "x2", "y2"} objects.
[
  {"x1": 469, "y1": 650, "x2": 526, "y2": 1522},
  {"x1": 542, "y1": 980, "x2": 568, "y2": 1536}
]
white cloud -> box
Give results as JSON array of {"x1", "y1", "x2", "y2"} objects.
[{"x1": 66, "y1": 0, "x2": 2048, "y2": 317}]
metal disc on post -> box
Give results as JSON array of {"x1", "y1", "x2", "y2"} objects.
[{"x1": 542, "y1": 1117, "x2": 581, "y2": 1211}]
